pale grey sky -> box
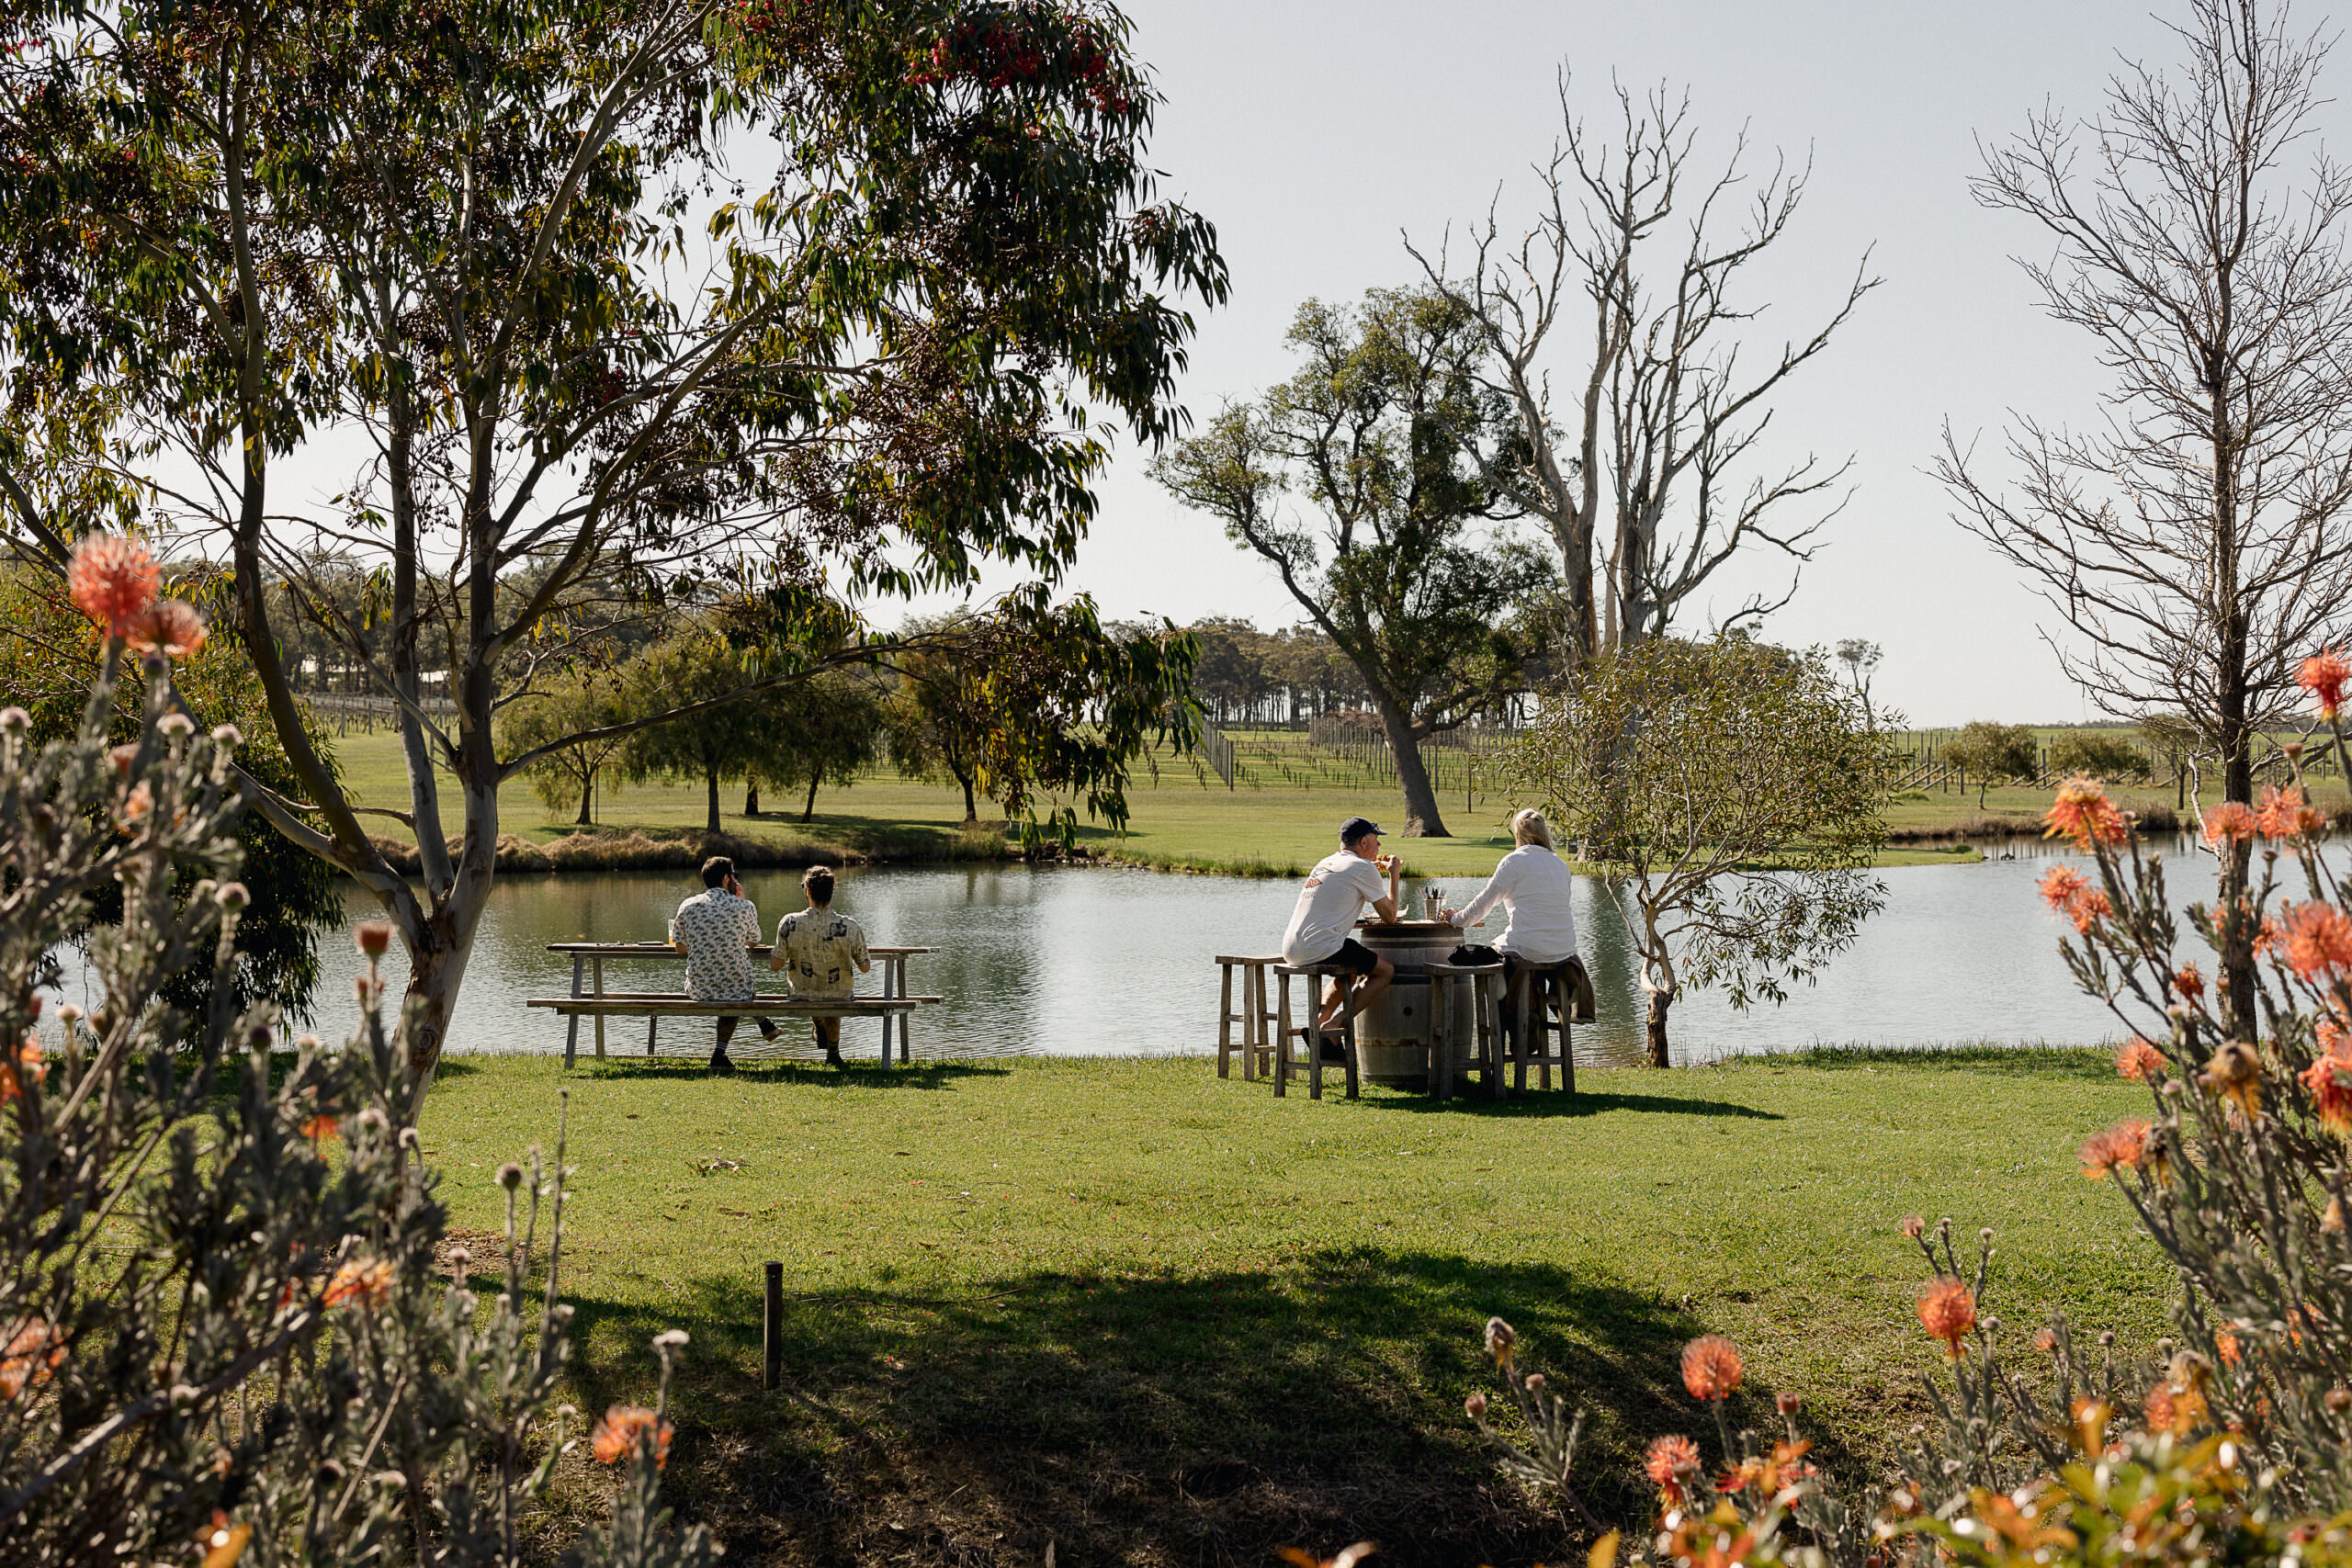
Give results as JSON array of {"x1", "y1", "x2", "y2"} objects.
[{"x1": 1007, "y1": 0, "x2": 2326, "y2": 728}]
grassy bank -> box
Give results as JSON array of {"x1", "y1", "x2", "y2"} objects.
[
  {"x1": 326, "y1": 732, "x2": 1988, "y2": 874},
  {"x1": 418, "y1": 1051, "x2": 2166, "y2": 1566}
]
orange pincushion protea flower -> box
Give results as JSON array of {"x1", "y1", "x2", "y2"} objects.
[
  {"x1": 300, "y1": 1112, "x2": 340, "y2": 1143},
  {"x1": 2200, "y1": 1041, "x2": 2265, "y2": 1120},
  {"x1": 2173, "y1": 964, "x2": 2205, "y2": 1003},
  {"x1": 2301, "y1": 1051, "x2": 2352, "y2": 1133},
  {"x1": 0, "y1": 1037, "x2": 44, "y2": 1102},
  {"x1": 67, "y1": 534, "x2": 161, "y2": 639},
  {"x1": 2044, "y1": 776, "x2": 2129, "y2": 847},
  {"x1": 2039, "y1": 865, "x2": 2088, "y2": 910},
  {"x1": 2201, "y1": 802, "x2": 2258, "y2": 846},
  {"x1": 2301, "y1": 650, "x2": 2351, "y2": 719},
  {"x1": 322, "y1": 1258, "x2": 393, "y2": 1313},
  {"x1": 591, "y1": 1404, "x2": 673, "y2": 1470},
  {"x1": 127, "y1": 599, "x2": 208, "y2": 660},
  {"x1": 1644, "y1": 1433, "x2": 1701, "y2": 1498},
  {"x1": 1, "y1": 1318, "x2": 66, "y2": 1399},
  {"x1": 2116, "y1": 1038, "x2": 2165, "y2": 1081},
  {"x1": 1917, "y1": 1277, "x2": 1977, "y2": 1356},
  {"x1": 2079, "y1": 1118, "x2": 2150, "y2": 1179},
  {"x1": 1679, "y1": 1334, "x2": 1743, "y2": 1401},
  {"x1": 2278, "y1": 902, "x2": 2352, "y2": 985},
  {"x1": 2256, "y1": 786, "x2": 2329, "y2": 841}
]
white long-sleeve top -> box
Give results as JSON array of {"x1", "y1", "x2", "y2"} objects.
[{"x1": 1453, "y1": 844, "x2": 1577, "y2": 964}]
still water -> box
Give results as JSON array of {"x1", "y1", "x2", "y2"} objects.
[{"x1": 209, "y1": 835, "x2": 2249, "y2": 1069}]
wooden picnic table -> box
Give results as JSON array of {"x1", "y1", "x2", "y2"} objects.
[{"x1": 545, "y1": 942, "x2": 933, "y2": 1067}]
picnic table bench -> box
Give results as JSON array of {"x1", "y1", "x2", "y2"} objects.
[{"x1": 537, "y1": 942, "x2": 937, "y2": 1067}]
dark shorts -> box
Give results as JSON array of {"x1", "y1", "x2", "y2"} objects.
[{"x1": 1316, "y1": 938, "x2": 1382, "y2": 976}]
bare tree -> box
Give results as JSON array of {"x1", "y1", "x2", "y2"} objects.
[
  {"x1": 1939, "y1": 0, "x2": 2352, "y2": 1042},
  {"x1": 1408, "y1": 75, "x2": 1878, "y2": 672}
]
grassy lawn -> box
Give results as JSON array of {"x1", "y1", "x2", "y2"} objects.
[
  {"x1": 323, "y1": 730, "x2": 1991, "y2": 874},
  {"x1": 417, "y1": 1051, "x2": 2169, "y2": 1567}
]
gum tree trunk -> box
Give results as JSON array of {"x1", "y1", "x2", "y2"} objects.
[
  {"x1": 704, "y1": 767, "x2": 722, "y2": 833},
  {"x1": 1374, "y1": 696, "x2": 1449, "y2": 838},
  {"x1": 1645, "y1": 989, "x2": 1672, "y2": 1068}
]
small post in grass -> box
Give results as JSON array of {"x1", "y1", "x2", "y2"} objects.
[{"x1": 763, "y1": 1260, "x2": 784, "y2": 1391}]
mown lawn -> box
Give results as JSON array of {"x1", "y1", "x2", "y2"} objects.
[{"x1": 415, "y1": 1051, "x2": 2169, "y2": 1568}]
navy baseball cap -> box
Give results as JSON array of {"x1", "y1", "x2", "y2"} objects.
[{"x1": 1339, "y1": 816, "x2": 1384, "y2": 845}]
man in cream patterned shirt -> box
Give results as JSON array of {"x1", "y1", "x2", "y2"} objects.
[
  {"x1": 671, "y1": 856, "x2": 776, "y2": 1073},
  {"x1": 770, "y1": 864, "x2": 869, "y2": 1067}
]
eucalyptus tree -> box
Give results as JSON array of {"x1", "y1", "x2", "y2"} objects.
[
  {"x1": 1504, "y1": 637, "x2": 1891, "y2": 1066},
  {"x1": 0, "y1": 0, "x2": 1222, "y2": 1095},
  {"x1": 1152, "y1": 287, "x2": 1549, "y2": 837}
]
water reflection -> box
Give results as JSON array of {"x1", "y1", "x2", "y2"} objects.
[{"x1": 84, "y1": 831, "x2": 2269, "y2": 1069}]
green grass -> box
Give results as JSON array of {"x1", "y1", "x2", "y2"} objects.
[
  {"x1": 417, "y1": 1052, "x2": 2169, "y2": 1566},
  {"x1": 322, "y1": 730, "x2": 1986, "y2": 874}
]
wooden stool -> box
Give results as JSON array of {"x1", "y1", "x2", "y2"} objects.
[
  {"x1": 1271, "y1": 963, "x2": 1363, "y2": 1100},
  {"x1": 1506, "y1": 957, "x2": 1584, "y2": 1094},
  {"x1": 1424, "y1": 959, "x2": 1508, "y2": 1100},
  {"x1": 1214, "y1": 954, "x2": 1282, "y2": 1080}
]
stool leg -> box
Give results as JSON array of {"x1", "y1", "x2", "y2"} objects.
[
  {"x1": 1512, "y1": 973, "x2": 1530, "y2": 1094},
  {"x1": 1340, "y1": 982, "x2": 1360, "y2": 1100},
  {"x1": 1308, "y1": 984, "x2": 1325, "y2": 1101},
  {"x1": 1539, "y1": 976, "x2": 1553, "y2": 1091},
  {"x1": 1217, "y1": 962, "x2": 1236, "y2": 1078},
  {"x1": 1239, "y1": 964, "x2": 1257, "y2": 1082},
  {"x1": 1275, "y1": 972, "x2": 1293, "y2": 1098},
  {"x1": 1483, "y1": 976, "x2": 1505, "y2": 1100}
]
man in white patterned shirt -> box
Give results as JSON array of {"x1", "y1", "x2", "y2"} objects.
[
  {"x1": 670, "y1": 856, "x2": 776, "y2": 1074},
  {"x1": 770, "y1": 864, "x2": 869, "y2": 1067}
]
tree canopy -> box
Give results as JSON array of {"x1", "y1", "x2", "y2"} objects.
[
  {"x1": 1152, "y1": 287, "x2": 1548, "y2": 836},
  {"x1": 1502, "y1": 637, "x2": 1890, "y2": 1066},
  {"x1": 0, "y1": 0, "x2": 1225, "y2": 1094}
]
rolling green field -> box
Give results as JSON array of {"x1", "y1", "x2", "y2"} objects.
[{"x1": 420, "y1": 1050, "x2": 2169, "y2": 1567}]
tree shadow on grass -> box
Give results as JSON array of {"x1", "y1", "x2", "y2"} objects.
[
  {"x1": 569, "y1": 1059, "x2": 1010, "y2": 1091},
  {"x1": 556, "y1": 1250, "x2": 1860, "y2": 1568},
  {"x1": 1358, "y1": 1089, "x2": 1784, "y2": 1122}
]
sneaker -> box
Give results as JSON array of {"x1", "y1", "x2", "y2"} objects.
[
  {"x1": 707, "y1": 1052, "x2": 738, "y2": 1075},
  {"x1": 824, "y1": 1047, "x2": 846, "y2": 1068}
]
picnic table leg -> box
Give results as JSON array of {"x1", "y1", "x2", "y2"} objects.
[
  {"x1": 593, "y1": 957, "x2": 606, "y2": 1060},
  {"x1": 896, "y1": 956, "x2": 912, "y2": 1064},
  {"x1": 565, "y1": 954, "x2": 582, "y2": 1069},
  {"x1": 647, "y1": 1014, "x2": 658, "y2": 1055}
]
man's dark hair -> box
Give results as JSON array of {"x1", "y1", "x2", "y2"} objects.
[
  {"x1": 700, "y1": 856, "x2": 736, "y2": 889},
  {"x1": 803, "y1": 865, "x2": 836, "y2": 905}
]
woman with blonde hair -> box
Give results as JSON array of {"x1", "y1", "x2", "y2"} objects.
[{"x1": 1442, "y1": 807, "x2": 1577, "y2": 967}]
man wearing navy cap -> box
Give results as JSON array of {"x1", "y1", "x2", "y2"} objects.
[{"x1": 1280, "y1": 816, "x2": 1402, "y2": 1038}]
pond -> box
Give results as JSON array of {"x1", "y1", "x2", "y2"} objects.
[{"x1": 119, "y1": 833, "x2": 2248, "y2": 1069}]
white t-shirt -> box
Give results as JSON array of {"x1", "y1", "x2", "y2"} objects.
[
  {"x1": 1282, "y1": 851, "x2": 1391, "y2": 964},
  {"x1": 1453, "y1": 843, "x2": 1577, "y2": 964}
]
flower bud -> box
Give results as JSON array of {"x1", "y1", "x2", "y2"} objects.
[
  {"x1": 1483, "y1": 1316, "x2": 1516, "y2": 1364},
  {"x1": 1897, "y1": 1215, "x2": 1924, "y2": 1238},
  {"x1": 1776, "y1": 1391, "x2": 1802, "y2": 1416},
  {"x1": 496, "y1": 1162, "x2": 525, "y2": 1190},
  {"x1": 355, "y1": 920, "x2": 394, "y2": 958},
  {"x1": 110, "y1": 743, "x2": 138, "y2": 775},
  {"x1": 2327, "y1": 1387, "x2": 2352, "y2": 1415},
  {"x1": 653, "y1": 1329, "x2": 690, "y2": 1350},
  {"x1": 1464, "y1": 1391, "x2": 1488, "y2": 1420},
  {"x1": 210, "y1": 724, "x2": 242, "y2": 748},
  {"x1": 158, "y1": 711, "x2": 195, "y2": 738},
  {"x1": 0, "y1": 706, "x2": 27, "y2": 732},
  {"x1": 216, "y1": 882, "x2": 250, "y2": 911},
  {"x1": 1524, "y1": 1372, "x2": 1546, "y2": 1394}
]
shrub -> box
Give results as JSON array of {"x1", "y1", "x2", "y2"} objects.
[
  {"x1": 1456, "y1": 656, "x2": 2352, "y2": 1565},
  {"x1": 0, "y1": 545, "x2": 711, "y2": 1565},
  {"x1": 2046, "y1": 731, "x2": 2152, "y2": 783}
]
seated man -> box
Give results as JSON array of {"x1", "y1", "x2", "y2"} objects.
[
  {"x1": 670, "y1": 855, "x2": 775, "y2": 1074},
  {"x1": 770, "y1": 864, "x2": 870, "y2": 1068},
  {"x1": 1281, "y1": 815, "x2": 1401, "y2": 1043}
]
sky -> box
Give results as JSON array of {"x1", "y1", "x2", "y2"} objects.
[{"x1": 971, "y1": 0, "x2": 2304, "y2": 728}]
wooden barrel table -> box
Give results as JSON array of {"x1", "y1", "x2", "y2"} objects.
[{"x1": 1351, "y1": 919, "x2": 1459, "y2": 1089}]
